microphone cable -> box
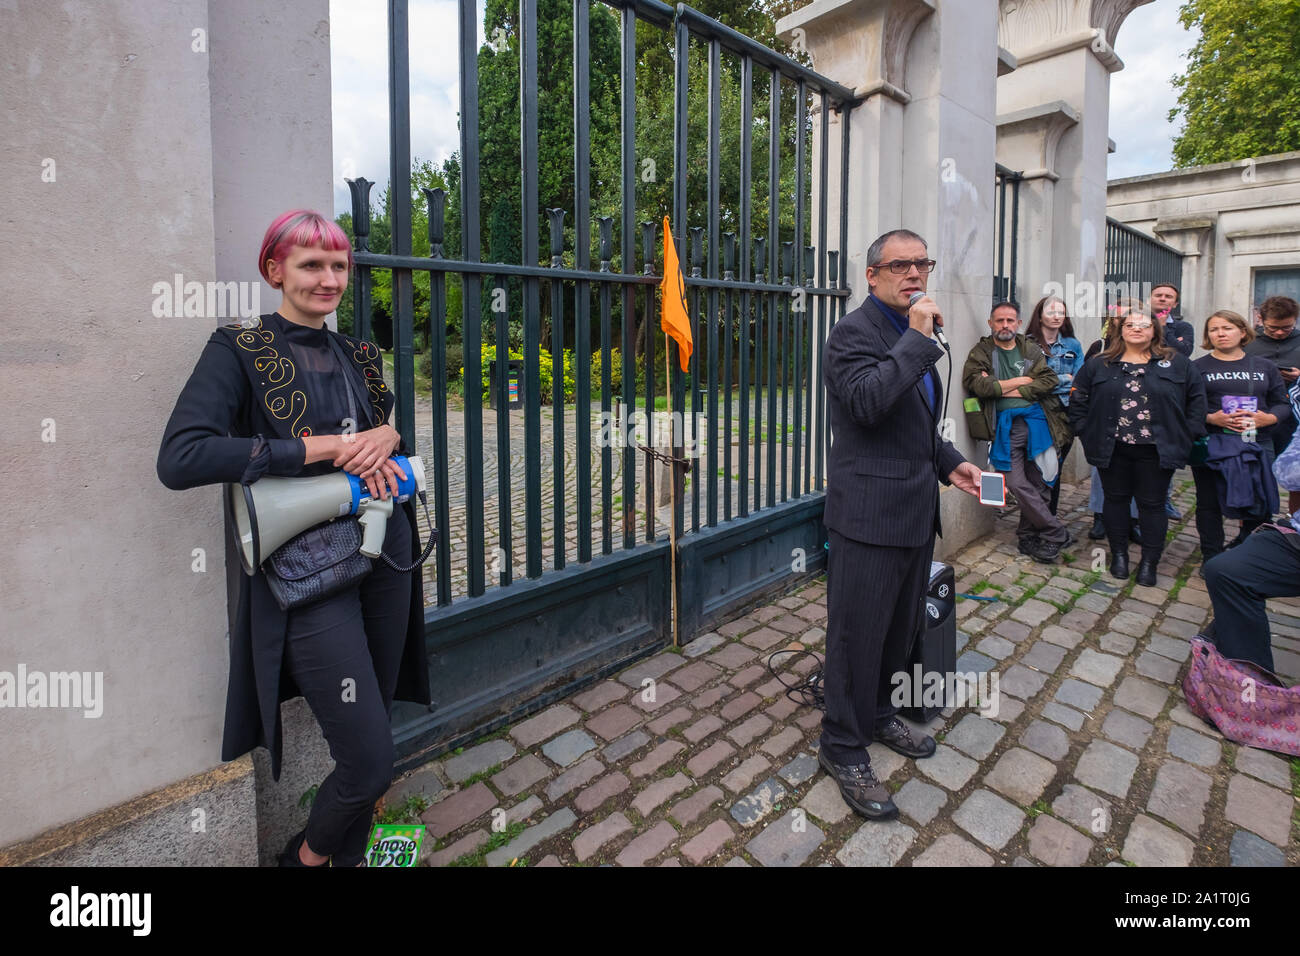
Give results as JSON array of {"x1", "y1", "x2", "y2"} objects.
[{"x1": 766, "y1": 648, "x2": 826, "y2": 712}]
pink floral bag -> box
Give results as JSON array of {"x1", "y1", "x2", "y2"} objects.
[{"x1": 1182, "y1": 637, "x2": 1300, "y2": 757}]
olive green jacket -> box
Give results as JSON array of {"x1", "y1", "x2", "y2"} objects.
[{"x1": 961, "y1": 333, "x2": 1071, "y2": 448}]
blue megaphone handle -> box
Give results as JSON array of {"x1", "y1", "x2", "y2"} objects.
[{"x1": 346, "y1": 455, "x2": 420, "y2": 515}]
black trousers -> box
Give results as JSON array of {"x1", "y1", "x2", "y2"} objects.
[
  {"x1": 1098, "y1": 444, "x2": 1173, "y2": 561},
  {"x1": 1192, "y1": 464, "x2": 1266, "y2": 560},
  {"x1": 1203, "y1": 527, "x2": 1298, "y2": 673},
  {"x1": 285, "y1": 511, "x2": 413, "y2": 866},
  {"x1": 821, "y1": 529, "x2": 932, "y2": 766}
]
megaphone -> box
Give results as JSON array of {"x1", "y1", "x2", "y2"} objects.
[{"x1": 228, "y1": 455, "x2": 426, "y2": 575}]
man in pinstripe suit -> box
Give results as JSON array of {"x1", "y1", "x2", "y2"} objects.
[{"x1": 819, "y1": 229, "x2": 982, "y2": 820}]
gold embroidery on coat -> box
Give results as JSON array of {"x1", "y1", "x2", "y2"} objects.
[{"x1": 233, "y1": 327, "x2": 310, "y2": 437}]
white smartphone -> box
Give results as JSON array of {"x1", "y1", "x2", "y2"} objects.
[{"x1": 979, "y1": 471, "x2": 1006, "y2": 507}]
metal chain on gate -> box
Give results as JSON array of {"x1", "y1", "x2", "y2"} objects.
[{"x1": 635, "y1": 444, "x2": 692, "y2": 471}]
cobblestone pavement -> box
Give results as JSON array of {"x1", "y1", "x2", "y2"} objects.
[{"x1": 385, "y1": 475, "x2": 1300, "y2": 867}]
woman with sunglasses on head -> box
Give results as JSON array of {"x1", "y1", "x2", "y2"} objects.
[
  {"x1": 1081, "y1": 301, "x2": 1142, "y2": 541},
  {"x1": 1068, "y1": 312, "x2": 1207, "y2": 585},
  {"x1": 1191, "y1": 310, "x2": 1290, "y2": 569},
  {"x1": 1026, "y1": 295, "x2": 1083, "y2": 516},
  {"x1": 157, "y1": 210, "x2": 431, "y2": 867}
]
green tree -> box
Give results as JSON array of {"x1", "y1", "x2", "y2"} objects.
[{"x1": 1168, "y1": 0, "x2": 1300, "y2": 166}]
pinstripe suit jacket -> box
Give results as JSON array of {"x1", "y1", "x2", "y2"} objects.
[{"x1": 823, "y1": 298, "x2": 966, "y2": 547}]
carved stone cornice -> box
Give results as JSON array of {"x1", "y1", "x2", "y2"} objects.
[
  {"x1": 996, "y1": 101, "x2": 1080, "y2": 181},
  {"x1": 997, "y1": 0, "x2": 1154, "y2": 73},
  {"x1": 776, "y1": 0, "x2": 936, "y2": 104},
  {"x1": 1153, "y1": 216, "x2": 1215, "y2": 257}
]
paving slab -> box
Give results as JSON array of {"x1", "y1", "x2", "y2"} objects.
[
  {"x1": 573, "y1": 772, "x2": 630, "y2": 814},
  {"x1": 911, "y1": 833, "x2": 994, "y2": 866},
  {"x1": 1021, "y1": 719, "x2": 1070, "y2": 761},
  {"x1": 800, "y1": 776, "x2": 853, "y2": 826},
  {"x1": 546, "y1": 755, "x2": 605, "y2": 802},
  {"x1": 1041, "y1": 701, "x2": 1086, "y2": 731},
  {"x1": 669, "y1": 785, "x2": 724, "y2": 827},
  {"x1": 614, "y1": 820, "x2": 677, "y2": 867},
  {"x1": 1101, "y1": 709, "x2": 1153, "y2": 751},
  {"x1": 747, "y1": 810, "x2": 826, "y2": 867},
  {"x1": 1229, "y1": 829, "x2": 1287, "y2": 867},
  {"x1": 976, "y1": 635, "x2": 1016, "y2": 660},
  {"x1": 1074, "y1": 740, "x2": 1140, "y2": 799},
  {"x1": 1069, "y1": 648, "x2": 1125, "y2": 688},
  {"x1": 1041, "y1": 625, "x2": 1084, "y2": 649},
  {"x1": 681, "y1": 819, "x2": 736, "y2": 865},
  {"x1": 894, "y1": 779, "x2": 947, "y2": 826},
  {"x1": 618, "y1": 653, "x2": 684, "y2": 687},
  {"x1": 492, "y1": 754, "x2": 551, "y2": 797},
  {"x1": 836, "y1": 818, "x2": 917, "y2": 867},
  {"x1": 1146, "y1": 760, "x2": 1212, "y2": 836},
  {"x1": 1224, "y1": 774, "x2": 1294, "y2": 846},
  {"x1": 915, "y1": 744, "x2": 979, "y2": 791},
  {"x1": 943, "y1": 713, "x2": 1006, "y2": 760},
  {"x1": 1099, "y1": 632, "x2": 1137, "y2": 655},
  {"x1": 572, "y1": 812, "x2": 632, "y2": 862},
  {"x1": 1112, "y1": 676, "x2": 1169, "y2": 720},
  {"x1": 511, "y1": 704, "x2": 581, "y2": 748},
  {"x1": 1020, "y1": 641, "x2": 1067, "y2": 674},
  {"x1": 778, "y1": 752, "x2": 819, "y2": 787},
  {"x1": 486, "y1": 808, "x2": 578, "y2": 867},
  {"x1": 1055, "y1": 678, "x2": 1103, "y2": 713},
  {"x1": 602, "y1": 730, "x2": 650, "y2": 762},
  {"x1": 721, "y1": 755, "x2": 771, "y2": 794},
  {"x1": 1135, "y1": 650, "x2": 1182, "y2": 683},
  {"x1": 1147, "y1": 633, "x2": 1191, "y2": 662},
  {"x1": 730, "y1": 777, "x2": 788, "y2": 827},
  {"x1": 442, "y1": 740, "x2": 517, "y2": 784},
  {"x1": 1027, "y1": 814, "x2": 1093, "y2": 866},
  {"x1": 985, "y1": 747, "x2": 1057, "y2": 805},
  {"x1": 1000, "y1": 664, "x2": 1049, "y2": 700},
  {"x1": 682, "y1": 633, "x2": 725, "y2": 658},
  {"x1": 953, "y1": 789, "x2": 1025, "y2": 850},
  {"x1": 1122, "y1": 814, "x2": 1195, "y2": 867},
  {"x1": 1166, "y1": 726, "x2": 1222, "y2": 768},
  {"x1": 541, "y1": 728, "x2": 597, "y2": 767},
  {"x1": 1052, "y1": 783, "x2": 1113, "y2": 837},
  {"x1": 1233, "y1": 747, "x2": 1293, "y2": 789}
]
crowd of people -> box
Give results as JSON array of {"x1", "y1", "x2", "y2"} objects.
[{"x1": 962, "y1": 285, "x2": 1300, "y2": 674}]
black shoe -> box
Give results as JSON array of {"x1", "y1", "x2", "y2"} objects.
[
  {"x1": 1088, "y1": 514, "x2": 1106, "y2": 540},
  {"x1": 1129, "y1": 521, "x2": 1143, "y2": 544},
  {"x1": 278, "y1": 829, "x2": 329, "y2": 867},
  {"x1": 1060, "y1": 529, "x2": 1076, "y2": 548},
  {"x1": 875, "y1": 714, "x2": 937, "y2": 759},
  {"x1": 817, "y1": 751, "x2": 898, "y2": 820},
  {"x1": 1109, "y1": 552, "x2": 1130, "y2": 580},
  {"x1": 1136, "y1": 557, "x2": 1158, "y2": 587},
  {"x1": 1228, "y1": 530, "x2": 1249, "y2": 549},
  {"x1": 1018, "y1": 537, "x2": 1059, "y2": 565}
]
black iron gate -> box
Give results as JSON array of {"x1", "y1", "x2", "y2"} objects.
[
  {"x1": 993, "y1": 163, "x2": 1022, "y2": 305},
  {"x1": 1104, "y1": 217, "x2": 1183, "y2": 311},
  {"x1": 348, "y1": 0, "x2": 853, "y2": 769}
]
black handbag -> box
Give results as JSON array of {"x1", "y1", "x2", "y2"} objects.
[
  {"x1": 264, "y1": 518, "x2": 373, "y2": 611},
  {"x1": 260, "y1": 336, "x2": 375, "y2": 611}
]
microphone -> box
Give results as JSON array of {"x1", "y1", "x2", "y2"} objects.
[{"x1": 909, "y1": 290, "x2": 949, "y2": 351}]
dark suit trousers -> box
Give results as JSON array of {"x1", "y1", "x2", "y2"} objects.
[
  {"x1": 820, "y1": 529, "x2": 932, "y2": 766},
  {"x1": 1203, "y1": 527, "x2": 1298, "y2": 673},
  {"x1": 285, "y1": 513, "x2": 413, "y2": 866}
]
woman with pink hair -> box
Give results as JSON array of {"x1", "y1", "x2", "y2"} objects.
[{"x1": 158, "y1": 210, "x2": 431, "y2": 867}]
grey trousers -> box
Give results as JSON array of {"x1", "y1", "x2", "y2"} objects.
[{"x1": 1005, "y1": 417, "x2": 1069, "y2": 546}]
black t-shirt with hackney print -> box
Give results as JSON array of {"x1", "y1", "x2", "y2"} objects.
[{"x1": 1192, "y1": 353, "x2": 1291, "y2": 450}]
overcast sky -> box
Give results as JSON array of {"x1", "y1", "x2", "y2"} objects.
[{"x1": 328, "y1": 0, "x2": 1196, "y2": 215}]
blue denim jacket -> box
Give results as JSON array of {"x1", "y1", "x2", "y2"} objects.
[{"x1": 1036, "y1": 335, "x2": 1084, "y2": 404}]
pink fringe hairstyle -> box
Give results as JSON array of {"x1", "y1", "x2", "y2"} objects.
[{"x1": 258, "y1": 210, "x2": 353, "y2": 288}]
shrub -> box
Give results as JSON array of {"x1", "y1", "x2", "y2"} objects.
[{"x1": 465, "y1": 345, "x2": 576, "y2": 404}]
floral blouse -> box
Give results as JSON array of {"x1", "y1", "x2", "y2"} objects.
[{"x1": 1116, "y1": 361, "x2": 1155, "y2": 444}]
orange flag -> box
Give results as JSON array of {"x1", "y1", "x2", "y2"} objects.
[{"x1": 660, "y1": 216, "x2": 693, "y2": 372}]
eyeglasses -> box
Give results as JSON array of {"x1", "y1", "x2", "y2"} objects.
[
  {"x1": 1263, "y1": 323, "x2": 1296, "y2": 333},
  {"x1": 872, "y1": 258, "x2": 937, "y2": 275},
  {"x1": 1122, "y1": 321, "x2": 1152, "y2": 330}
]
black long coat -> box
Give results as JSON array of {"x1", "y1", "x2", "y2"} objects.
[{"x1": 157, "y1": 314, "x2": 432, "y2": 781}]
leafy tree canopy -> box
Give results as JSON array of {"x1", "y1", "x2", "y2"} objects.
[{"x1": 1168, "y1": 0, "x2": 1300, "y2": 166}]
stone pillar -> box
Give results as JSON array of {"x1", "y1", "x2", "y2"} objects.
[
  {"x1": 1153, "y1": 217, "x2": 1216, "y2": 326},
  {"x1": 995, "y1": 101, "x2": 1080, "y2": 311},
  {"x1": 778, "y1": 0, "x2": 936, "y2": 307},
  {"x1": 779, "y1": 0, "x2": 1005, "y2": 557},
  {"x1": 996, "y1": 0, "x2": 1155, "y2": 354}
]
